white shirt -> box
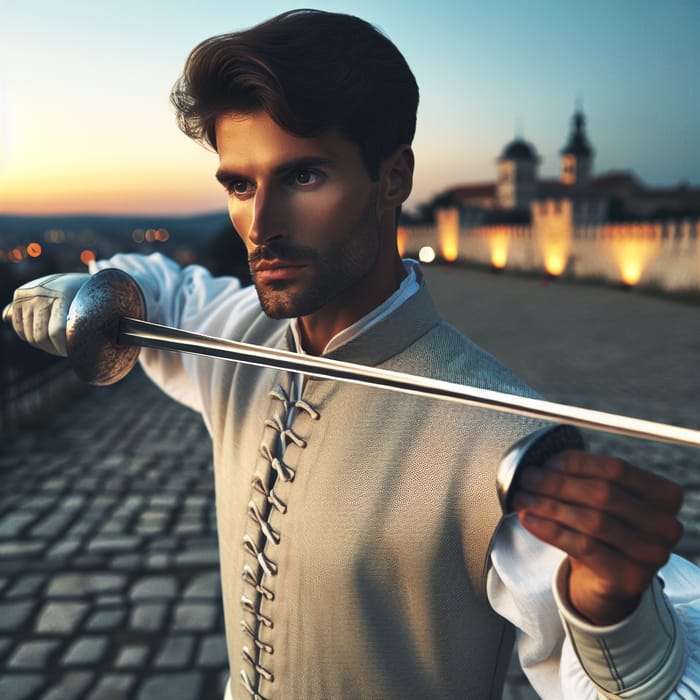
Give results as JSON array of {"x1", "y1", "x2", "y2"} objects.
[{"x1": 92, "y1": 253, "x2": 700, "y2": 698}]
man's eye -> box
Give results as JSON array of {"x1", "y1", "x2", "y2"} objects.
[
  {"x1": 230, "y1": 180, "x2": 250, "y2": 195},
  {"x1": 292, "y1": 169, "x2": 320, "y2": 186}
]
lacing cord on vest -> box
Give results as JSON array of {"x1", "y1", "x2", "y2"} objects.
[
  {"x1": 242, "y1": 619, "x2": 274, "y2": 653},
  {"x1": 264, "y1": 416, "x2": 307, "y2": 447},
  {"x1": 259, "y1": 443, "x2": 296, "y2": 482},
  {"x1": 239, "y1": 383, "x2": 320, "y2": 699},
  {"x1": 251, "y1": 474, "x2": 288, "y2": 514},
  {"x1": 239, "y1": 669, "x2": 266, "y2": 700},
  {"x1": 243, "y1": 534, "x2": 278, "y2": 576},
  {"x1": 248, "y1": 500, "x2": 281, "y2": 544},
  {"x1": 242, "y1": 564, "x2": 275, "y2": 601}
]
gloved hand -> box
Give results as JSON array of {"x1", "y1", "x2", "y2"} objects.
[{"x1": 8, "y1": 273, "x2": 90, "y2": 356}]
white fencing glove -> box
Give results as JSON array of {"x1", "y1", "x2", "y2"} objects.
[{"x1": 9, "y1": 273, "x2": 90, "y2": 356}]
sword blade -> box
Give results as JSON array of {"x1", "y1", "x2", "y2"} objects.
[{"x1": 118, "y1": 316, "x2": 700, "y2": 449}]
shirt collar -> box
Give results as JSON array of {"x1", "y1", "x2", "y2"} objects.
[{"x1": 290, "y1": 259, "x2": 423, "y2": 355}]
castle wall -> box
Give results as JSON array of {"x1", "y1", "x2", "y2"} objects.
[{"x1": 400, "y1": 207, "x2": 700, "y2": 292}]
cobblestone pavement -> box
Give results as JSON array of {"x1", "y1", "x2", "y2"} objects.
[{"x1": 1, "y1": 265, "x2": 698, "y2": 700}]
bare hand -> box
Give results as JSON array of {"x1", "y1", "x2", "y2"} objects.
[{"x1": 510, "y1": 450, "x2": 684, "y2": 626}]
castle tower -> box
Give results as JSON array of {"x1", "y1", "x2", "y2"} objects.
[
  {"x1": 496, "y1": 138, "x2": 539, "y2": 210},
  {"x1": 560, "y1": 110, "x2": 594, "y2": 186}
]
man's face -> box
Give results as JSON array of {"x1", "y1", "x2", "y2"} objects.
[{"x1": 215, "y1": 111, "x2": 382, "y2": 322}]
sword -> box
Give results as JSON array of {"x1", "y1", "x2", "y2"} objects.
[{"x1": 5, "y1": 268, "x2": 700, "y2": 449}]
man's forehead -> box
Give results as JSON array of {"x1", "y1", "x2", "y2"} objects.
[{"x1": 214, "y1": 111, "x2": 355, "y2": 167}]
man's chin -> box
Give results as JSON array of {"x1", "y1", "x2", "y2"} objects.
[{"x1": 256, "y1": 286, "x2": 323, "y2": 320}]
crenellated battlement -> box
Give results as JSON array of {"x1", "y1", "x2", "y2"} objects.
[{"x1": 399, "y1": 208, "x2": 700, "y2": 292}]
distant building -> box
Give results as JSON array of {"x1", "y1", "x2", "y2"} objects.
[
  {"x1": 496, "y1": 138, "x2": 539, "y2": 210},
  {"x1": 429, "y1": 109, "x2": 700, "y2": 225}
]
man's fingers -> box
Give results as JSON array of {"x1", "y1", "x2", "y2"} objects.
[
  {"x1": 543, "y1": 451, "x2": 683, "y2": 515},
  {"x1": 516, "y1": 467, "x2": 684, "y2": 543},
  {"x1": 512, "y1": 492, "x2": 682, "y2": 567},
  {"x1": 518, "y1": 511, "x2": 659, "y2": 598}
]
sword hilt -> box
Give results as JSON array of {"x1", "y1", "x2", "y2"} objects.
[
  {"x1": 4, "y1": 270, "x2": 145, "y2": 386},
  {"x1": 65, "y1": 269, "x2": 146, "y2": 386}
]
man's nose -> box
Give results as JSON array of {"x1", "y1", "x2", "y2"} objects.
[{"x1": 247, "y1": 186, "x2": 286, "y2": 245}]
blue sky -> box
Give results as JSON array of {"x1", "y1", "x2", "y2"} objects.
[{"x1": 1, "y1": 0, "x2": 698, "y2": 214}]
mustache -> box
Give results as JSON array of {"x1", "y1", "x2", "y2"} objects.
[{"x1": 248, "y1": 243, "x2": 317, "y2": 266}]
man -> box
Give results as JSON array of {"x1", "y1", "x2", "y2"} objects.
[{"x1": 9, "y1": 10, "x2": 700, "y2": 699}]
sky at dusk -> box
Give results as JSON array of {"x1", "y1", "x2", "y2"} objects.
[{"x1": 1, "y1": 0, "x2": 698, "y2": 216}]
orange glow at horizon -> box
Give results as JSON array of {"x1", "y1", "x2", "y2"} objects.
[
  {"x1": 0, "y1": 126, "x2": 224, "y2": 216},
  {"x1": 0, "y1": 175, "x2": 224, "y2": 216},
  {"x1": 436, "y1": 208, "x2": 459, "y2": 262}
]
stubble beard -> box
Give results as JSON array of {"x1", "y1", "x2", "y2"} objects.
[{"x1": 251, "y1": 214, "x2": 380, "y2": 321}]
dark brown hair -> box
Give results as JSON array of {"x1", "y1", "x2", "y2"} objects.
[{"x1": 170, "y1": 9, "x2": 419, "y2": 179}]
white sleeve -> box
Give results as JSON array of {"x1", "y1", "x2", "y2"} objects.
[
  {"x1": 488, "y1": 515, "x2": 700, "y2": 699},
  {"x1": 88, "y1": 252, "x2": 260, "y2": 417}
]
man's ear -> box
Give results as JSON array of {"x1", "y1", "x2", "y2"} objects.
[{"x1": 376, "y1": 145, "x2": 414, "y2": 216}]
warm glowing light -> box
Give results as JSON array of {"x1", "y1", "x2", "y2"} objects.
[
  {"x1": 80, "y1": 249, "x2": 96, "y2": 265},
  {"x1": 436, "y1": 208, "x2": 459, "y2": 262},
  {"x1": 418, "y1": 246, "x2": 436, "y2": 263},
  {"x1": 544, "y1": 252, "x2": 567, "y2": 276},
  {"x1": 396, "y1": 226, "x2": 407, "y2": 257},
  {"x1": 26, "y1": 242, "x2": 42, "y2": 258},
  {"x1": 609, "y1": 224, "x2": 660, "y2": 286},
  {"x1": 156, "y1": 228, "x2": 170, "y2": 242},
  {"x1": 490, "y1": 230, "x2": 509, "y2": 269},
  {"x1": 620, "y1": 260, "x2": 643, "y2": 286},
  {"x1": 9, "y1": 246, "x2": 25, "y2": 262},
  {"x1": 535, "y1": 199, "x2": 573, "y2": 277}
]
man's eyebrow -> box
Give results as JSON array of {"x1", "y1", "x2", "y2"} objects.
[
  {"x1": 215, "y1": 168, "x2": 244, "y2": 186},
  {"x1": 215, "y1": 156, "x2": 336, "y2": 184}
]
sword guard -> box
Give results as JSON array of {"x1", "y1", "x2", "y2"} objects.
[{"x1": 66, "y1": 269, "x2": 146, "y2": 386}]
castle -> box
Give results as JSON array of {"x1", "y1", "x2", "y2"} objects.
[
  {"x1": 399, "y1": 111, "x2": 700, "y2": 291},
  {"x1": 430, "y1": 110, "x2": 700, "y2": 225}
]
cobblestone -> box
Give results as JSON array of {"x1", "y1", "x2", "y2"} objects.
[
  {"x1": 40, "y1": 671, "x2": 94, "y2": 700},
  {"x1": 35, "y1": 603, "x2": 88, "y2": 634},
  {"x1": 7, "y1": 640, "x2": 61, "y2": 669},
  {"x1": 154, "y1": 634, "x2": 195, "y2": 668},
  {"x1": 0, "y1": 267, "x2": 697, "y2": 699},
  {"x1": 86, "y1": 673, "x2": 134, "y2": 700},
  {"x1": 61, "y1": 636, "x2": 109, "y2": 666}
]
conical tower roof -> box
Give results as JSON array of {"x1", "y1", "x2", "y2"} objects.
[{"x1": 561, "y1": 111, "x2": 593, "y2": 157}]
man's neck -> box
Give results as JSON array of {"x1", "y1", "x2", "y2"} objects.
[{"x1": 297, "y1": 255, "x2": 407, "y2": 355}]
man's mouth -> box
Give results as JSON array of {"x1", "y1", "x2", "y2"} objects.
[{"x1": 252, "y1": 260, "x2": 307, "y2": 281}]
